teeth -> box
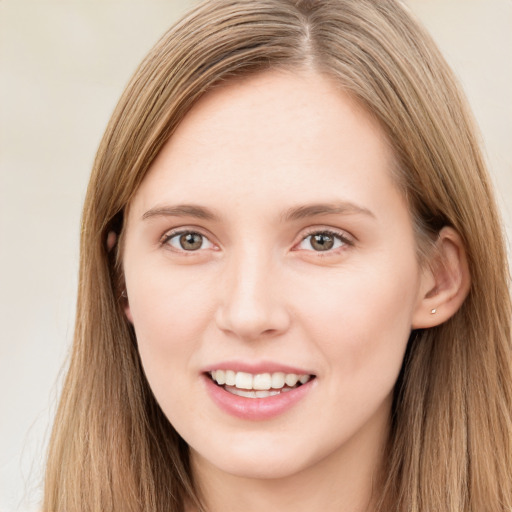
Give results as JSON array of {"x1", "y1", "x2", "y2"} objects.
[
  {"x1": 285, "y1": 373, "x2": 299, "y2": 386},
  {"x1": 210, "y1": 370, "x2": 312, "y2": 391},
  {"x1": 253, "y1": 373, "x2": 271, "y2": 390},
  {"x1": 271, "y1": 372, "x2": 285, "y2": 389},
  {"x1": 214, "y1": 369, "x2": 226, "y2": 385},
  {"x1": 225, "y1": 370, "x2": 236, "y2": 386},
  {"x1": 227, "y1": 388, "x2": 282, "y2": 398},
  {"x1": 229, "y1": 388, "x2": 257, "y2": 398},
  {"x1": 235, "y1": 371, "x2": 253, "y2": 390},
  {"x1": 255, "y1": 389, "x2": 280, "y2": 398}
]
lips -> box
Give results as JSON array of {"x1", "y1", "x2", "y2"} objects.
[{"x1": 203, "y1": 364, "x2": 316, "y2": 420}]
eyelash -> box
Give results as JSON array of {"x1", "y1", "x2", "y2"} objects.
[{"x1": 160, "y1": 227, "x2": 354, "y2": 255}]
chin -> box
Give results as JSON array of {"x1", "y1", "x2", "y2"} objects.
[
  {"x1": 190, "y1": 432, "x2": 328, "y2": 481},
  {"x1": 207, "y1": 455, "x2": 309, "y2": 481}
]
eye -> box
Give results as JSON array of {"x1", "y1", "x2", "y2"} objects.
[
  {"x1": 297, "y1": 230, "x2": 351, "y2": 252},
  {"x1": 162, "y1": 230, "x2": 214, "y2": 252}
]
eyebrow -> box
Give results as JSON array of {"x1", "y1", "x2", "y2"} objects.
[
  {"x1": 141, "y1": 201, "x2": 375, "y2": 222},
  {"x1": 142, "y1": 204, "x2": 219, "y2": 221},
  {"x1": 281, "y1": 202, "x2": 375, "y2": 222}
]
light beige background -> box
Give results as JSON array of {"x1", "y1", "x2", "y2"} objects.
[{"x1": 1, "y1": 1, "x2": 511, "y2": 511}]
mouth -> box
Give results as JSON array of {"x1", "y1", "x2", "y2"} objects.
[{"x1": 207, "y1": 370, "x2": 316, "y2": 399}]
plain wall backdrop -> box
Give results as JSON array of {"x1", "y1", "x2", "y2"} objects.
[{"x1": 1, "y1": 1, "x2": 511, "y2": 510}]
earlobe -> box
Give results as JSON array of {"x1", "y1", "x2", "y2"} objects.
[
  {"x1": 124, "y1": 304, "x2": 134, "y2": 324},
  {"x1": 125, "y1": 309, "x2": 133, "y2": 324},
  {"x1": 412, "y1": 227, "x2": 471, "y2": 329},
  {"x1": 106, "y1": 231, "x2": 117, "y2": 252},
  {"x1": 122, "y1": 290, "x2": 134, "y2": 323}
]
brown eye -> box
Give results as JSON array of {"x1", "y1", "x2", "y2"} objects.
[
  {"x1": 298, "y1": 231, "x2": 348, "y2": 252},
  {"x1": 165, "y1": 231, "x2": 214, "y2": 251},
  {"x1": 310, "y1": 233, "x2": 334, "y2": 251},
  {"x1": 180, "y1": 233, "x2": 203, "y2": 250}
]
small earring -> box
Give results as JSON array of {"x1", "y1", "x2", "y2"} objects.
[
  {"x1": 431, "y1": 308, "x2": 437, "y2": 314},
  {"x1": 121, "y1": 290, "x2": 128, "y2": 299}
]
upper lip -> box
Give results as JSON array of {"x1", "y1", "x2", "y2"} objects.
[{"x1": 202, "y1": 360, "x2": 315, "y2": 376}]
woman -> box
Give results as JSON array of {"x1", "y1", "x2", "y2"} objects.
[{"x1": 43, "y1": 0, "x2": 512, "y2": 511}]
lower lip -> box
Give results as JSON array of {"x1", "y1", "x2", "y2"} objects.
[{"x1": 203, "y1": 374, "x2": 315, "y2": 421}]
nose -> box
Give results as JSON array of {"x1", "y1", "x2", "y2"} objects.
[{"x1": 214, "y1": 249, "x2": 291, "y2": 341}]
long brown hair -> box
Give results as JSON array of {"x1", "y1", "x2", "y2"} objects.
[{"x1": 43, "y1": 1, "x2": 512, "y2": 510}]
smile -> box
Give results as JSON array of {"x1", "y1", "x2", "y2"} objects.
[{"x1": 208, "y1": 370, "x2": 314, "y2": 399}]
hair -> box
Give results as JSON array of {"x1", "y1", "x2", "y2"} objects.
[{"x1": 43, "y1": 1, "x2": 512, "y2": 511}]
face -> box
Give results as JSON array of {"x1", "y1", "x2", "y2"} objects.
[{"x1": 123, "y1": 70, "x2": 427, "y2": 482}]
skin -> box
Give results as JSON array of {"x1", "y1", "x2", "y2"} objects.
[{"x1": 122, "y1": 70, "x2": 466, "y2": 511}]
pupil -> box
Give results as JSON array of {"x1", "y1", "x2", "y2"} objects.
[
  {"x1": 180, "y1": 233, "x2": 202, "y2": 250},
  {"x1": 312, "y1": 233, "x2": 334, "y2": 251}
]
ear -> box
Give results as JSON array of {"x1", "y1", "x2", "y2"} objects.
[
  {"x1": 124, "y1": 300, "x2": 134, "y2": 324},
  {"x1": 121, "y1": 288, "x2": 134, "y2": 323},
  {"x1": 412, "y1": 227, "x2": 471, "y2": 328},
  {"x1": 106, "y1": 230, "x2": 117, "y2": 252}
]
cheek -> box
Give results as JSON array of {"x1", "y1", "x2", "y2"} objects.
[
  {"x1": 295, "y1": 258, "x2": 419, "y2": 379},
  {"x1": 127, "y1": 267, "x2": 215, "y2": 375},
  {"x1": 126, "y1": 267, "x2": 220, "y2": 431}
]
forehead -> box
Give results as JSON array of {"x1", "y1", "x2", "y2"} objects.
[{"x1": 129, "y1": 69, "x2": 402, "y2": 223}]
